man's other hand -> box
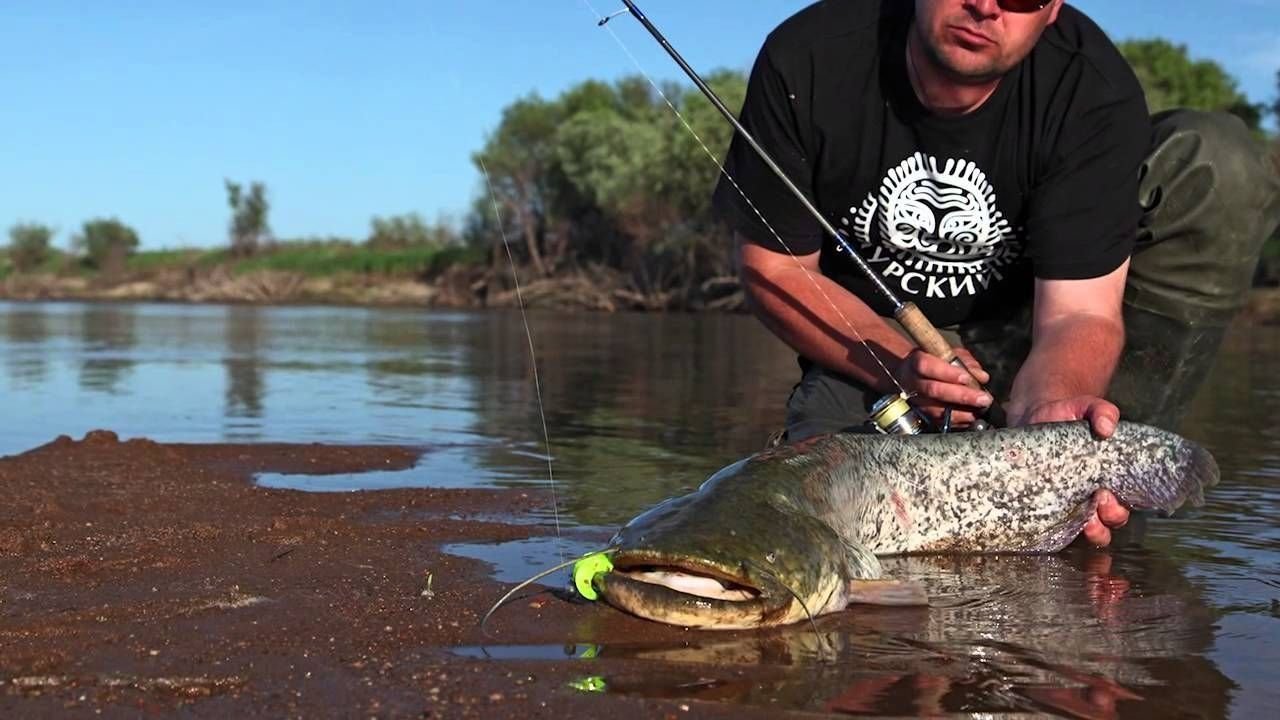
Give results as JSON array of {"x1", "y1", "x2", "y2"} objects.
[{"x1": 1081, "y1": 490, "x2": 1129, "y2": 547}]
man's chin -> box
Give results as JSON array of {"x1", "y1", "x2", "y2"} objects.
[
  {"x1": 923, "y1": 39, "x2": 1006, "y2": 84},
  {"x1": 934, "y1": 55, "x2": 1006, "y2": 85}
]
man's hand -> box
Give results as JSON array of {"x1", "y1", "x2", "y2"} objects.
[
  {"x1": 1009, "y1": 395, "x2": 1129, "y2": 546},
  {"x1": 1081, "y1": 490, "x2": 1130, "y2": 548},
  {"x1": 895, "y1": 348, "x2": 992, "y2": 427},
  {"x1": 1010, "y1": 395, "x2": 1119, "y2": 438}
]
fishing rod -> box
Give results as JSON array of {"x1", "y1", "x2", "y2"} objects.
[{"x1": 601, "y1": 0, "x2": 1008, "y2": 430}]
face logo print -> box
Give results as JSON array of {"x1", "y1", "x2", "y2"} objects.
[{"x1": 841, "y1": 153, "x2": 1021, "y2": 299}]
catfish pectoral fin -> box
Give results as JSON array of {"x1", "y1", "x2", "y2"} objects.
[
  {"x1": 1041, "y1": 495, "x2": 1099, "y2": 552},
  {"x1": 846, "y1": 579, "x2": 929, "y2": 607}
]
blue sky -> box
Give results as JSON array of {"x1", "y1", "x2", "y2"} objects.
[{"x1": 1, "y1": 1, "x2": 1276, "y2": 250}]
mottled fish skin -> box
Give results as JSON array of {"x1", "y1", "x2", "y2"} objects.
[
  {"x1": 798, "y1": 421, "x2": 1219, "y2": 555},
  {"x1": 602, "y1": 420, "x2": 1218, "y2": 627}
]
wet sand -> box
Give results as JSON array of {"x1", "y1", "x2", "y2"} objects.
[{"x1": 0, "y1": 431, "x2": 804, "y2": 718}]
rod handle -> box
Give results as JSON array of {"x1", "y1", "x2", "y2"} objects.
[
  {"x1": 894, "y1": 302, "x2": 1009, "y2": 428},
  {"x1": 895, "y1": 302, "x2": 956, "y2": 362}
]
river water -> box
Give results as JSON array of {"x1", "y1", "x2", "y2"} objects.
[{"x1": 2, "y1": 300, "x2": 1276, "y2": 718}]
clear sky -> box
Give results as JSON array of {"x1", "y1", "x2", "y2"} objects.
[{"x1": 1, "y1": 1, "x2": 1275, "y2": 250}]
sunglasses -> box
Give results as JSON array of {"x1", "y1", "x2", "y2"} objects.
[{"x1": 997, "y1": 0, "x2": 1053, "y2": 12}]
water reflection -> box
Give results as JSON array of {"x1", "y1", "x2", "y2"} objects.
[
  {"x1": 460, "y1": 311, "x2": 799, "y2": 521},
  {"x1": 2, "y1": 305, "x2": 50, "y2": 386},
  {"x1": 547, "y1": 551, "x2": 1231, "y2": 718},
  {"x1": 363, "y1": 310, "x2": 478, "y2": 445},
  {"x1": 442, "y1": 535, "x2": 608, "y2": 583},
  {"x1": 223, "y1": 305, "x2": 265, "y2": 439},
  {"x1": 77, "y1": 303, "x2": 137, "y2": 393}
]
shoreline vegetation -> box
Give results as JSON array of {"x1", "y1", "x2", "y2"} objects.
[
  {"x1": 2, "y1": 244, "x2": 1278, "y2": 323},
  {"x1": 5, "y1": 40, "x2": 1279, "y2": 317},
  {"x1": 0, "y1": 241, "x2": 749, "y2": 312}
]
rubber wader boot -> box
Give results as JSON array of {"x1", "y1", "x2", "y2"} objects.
[{"x1": 1109, "y1": 110, "x2": 1280, "y2": 431}]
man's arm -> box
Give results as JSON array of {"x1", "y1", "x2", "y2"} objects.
[
  {"x1": 738, "y1": 236, "x2": 992, "y2": 422},
  {"x1": 1006, "y1": 258, "x2": 1131, "y2": 546},
  {"x1": 1006, "y1": 258, "x2": 1129, "y2": 433}
]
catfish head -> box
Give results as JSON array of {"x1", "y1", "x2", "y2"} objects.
[{"x1": 591, "y1": 458, "x2": 925, "y2": 629}]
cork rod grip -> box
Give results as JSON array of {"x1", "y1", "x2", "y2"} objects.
[
  {"x1": 894, "y1": 302, "x2": 1009, "y2": 428},
  {"x1": 894, "y1": 302, "x2": 956, "y2": 362}
]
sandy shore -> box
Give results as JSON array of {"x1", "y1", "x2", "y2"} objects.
[{"x1": 0, "y1": 431, "x2": 815, "y2": 718}]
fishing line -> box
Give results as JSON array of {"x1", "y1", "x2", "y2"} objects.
[
  {"x1": 745, "y1": 558, "x2": 833, "y2": 662},
  {"x1": 580, "y1": 0, "x2": 906, "y2": 396},
  {"x1": 479, "y1": 548, "x2": 619, "y2": 638},
  {"x1": 478, "y1": 159, "x2": 567, "y2": 571}
]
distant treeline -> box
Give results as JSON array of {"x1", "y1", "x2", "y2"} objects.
[
  {"x1": 3, "y1": 38, "x2": 1278, "y2": 303},
  {"x1": 469, "y1": 38, "x2": 1280, "y2": 297}
]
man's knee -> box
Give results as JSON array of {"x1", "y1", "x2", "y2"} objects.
[
  {"x1": 1145, "y1": 109, "x2": 1280, "y2": 224},
  {"x1": 783, "y1": 366, "x2": 873, "y2": 442},
  {"x1": 1132, "y1": 109, "x2": 1280, "y2": 320}
]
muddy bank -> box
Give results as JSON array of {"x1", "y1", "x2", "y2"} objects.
[
  {"x1": 6, "y1": 264, "x2": 1280, "y2": 319},
  {"x1": 0, "y1": 431, "x2": 805, "y2": 718}
]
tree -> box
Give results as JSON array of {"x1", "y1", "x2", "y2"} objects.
[
  {"x1": 73, "y1": 218, "x2": 138, "y2": 274},
  {"x1": 467, "y1": 72, "x2": 750, "y2": 302},
  {"x1": 551, "y1": 72, "x2": 746, "y2": 297},
  {"x1": 367, "y1": 213, "x2": 456, "y2": 249},
  {"x1": 7, "y1": 222, "x2": 54, "y2": 272},
  {"x1": 1118, "y1": 39, "x2": 1262, "y2": 130},
  {"x1": 472, "y1": 95, "x2": 563, "y2": 277},
  {"x1": 225, "y1": 180, "x2": 271, "y2": 257}
]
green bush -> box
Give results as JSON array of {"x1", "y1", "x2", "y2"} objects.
[
  {"x1": 73, "y1": 218, "x2": 139, "y2": 273},
  {"x1": 7, "y1": 223, "x2": 55, "y2": 272},
  {"x1": 367, "y1": 213, "x2": 458, "y2": 249},
  {"x1": 7, "y1": 221, "x2": 55, "y2": 271}
]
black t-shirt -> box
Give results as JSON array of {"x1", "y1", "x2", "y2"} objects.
[{"x1": 713, "y1": 0, "x2": 1151, "y2": 326}]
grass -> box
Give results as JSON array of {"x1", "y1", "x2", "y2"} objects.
[
  {"x1": 0, "y1": 250, "x2": 82, "y2": 277},
  {"x1": 127, "y1": 248, "x2": 215, "y2": 272},
  {"x1": 0, "y1": 240, "x2": 487, "y2": 283},
  {"x1": 228, "y1": 242, "x2": 482, "y2": 277}
]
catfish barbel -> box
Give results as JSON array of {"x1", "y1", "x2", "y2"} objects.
[{"x1": 589, "y1": 421, "x2": 1218, "y2": 629}]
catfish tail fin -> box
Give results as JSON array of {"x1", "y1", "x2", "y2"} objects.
[{"x1": 1108, "y1": 428, "x2": 1220, "y2": 516}]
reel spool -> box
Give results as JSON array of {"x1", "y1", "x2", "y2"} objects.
[
  {"x1": 868, "y1": 392, "x2": 991, "y2": 435},
  {"x1": 868, "y1": 392, "x2": 929, "y2": 435}
]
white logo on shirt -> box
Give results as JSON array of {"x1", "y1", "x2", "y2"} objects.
[{"x1": 840, "y1": 152, "x2": 1020, "y2": 299}]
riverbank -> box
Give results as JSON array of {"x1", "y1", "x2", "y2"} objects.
[
  {"x1": 6, "y1": 266, "x2": 1280, "y2": 320},
  {"x1": 0, "y1": 265, "x2": 747, "y2": 313},
  {"x1": 0, "y1": 430, "x2": 797, "y2": 718}
]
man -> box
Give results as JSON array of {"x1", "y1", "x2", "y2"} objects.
[{"x1": 713, "y1": 0, "x2": 1280, "y2": 545}]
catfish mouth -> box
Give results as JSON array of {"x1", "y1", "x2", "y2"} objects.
[
  {"x1": 598, "y1": 551, "x2": 794, "y2": 629},
  {"x1": 613, "y1": 557, "x2": 763, "y2": 602}
]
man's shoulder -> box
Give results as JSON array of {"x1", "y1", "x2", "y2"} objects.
[
  {"x1": 763, "y1": 0, "x2": 891, "y2": 57},
  {"x1": 1036, "y1": 5, "x2": 1143, "y2": 99}
]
